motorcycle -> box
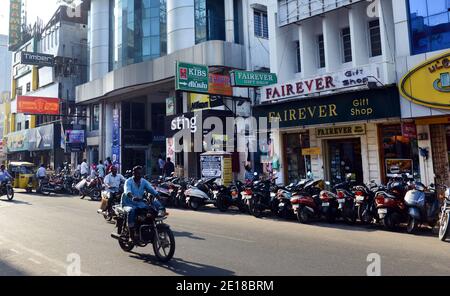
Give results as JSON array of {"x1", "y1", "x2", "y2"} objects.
[
  {"x1": 375, "y1": 174, "x2": 410, "y2": 231},
  {"x1": 439, "y1": 186, "x2": 450, "y2": 241},
  {"x1": 185, "y1": 177, "x2": 219, "y2": 210},
  {"x1": 0, "y1": 179, "x2": 14, "y2": 201},
  {"x1": 75, "y1": 175, "x2": 103, "y2": 201},
  {"x1": 245, "y1": 177, "x2": 279, "y2": 218},
  {"x1": 404, "y1": 182, "x2": 440, "y2": 234},
  {"x1": 291, "y1": 179, "x2": 325, "y2": 224},
  {"x1": 353, "y1": 181, "x2": 380, "y2": 224},
  {"x1": 319, "y1": 175, "x2": 356, "y2": 223},
  {"x1": 153, "y1": 175, "x2": 179, "y2": 208},
  {"x1": 38, "y1": 175, "x2": 64, "y2": 195},
  {"x1": 215, "y1": 181, "x2": 247, "y2": 213},
  {"x1": 98, "y1": 187, "x2": 123, "y2": 222},
  {"x1": 110, "y1": 193, "x2": 175, "y2": 262},
  {"x1": 276, "y1": 180, "x2": 310, "y2": 219},
  {"x1": 174, "y1": 178, "x2": 195, "y2": 209}
]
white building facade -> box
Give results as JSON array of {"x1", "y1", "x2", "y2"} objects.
[
  {"x1": 258, "y1": 0, "x2": 401, "y2": 185},
  {"x1": 77, "y1": 0, "x2": 271, "y2": 177}
]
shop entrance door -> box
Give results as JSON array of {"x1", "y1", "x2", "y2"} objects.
[
  {"x1": 123, "y1": 148, "x2": 147, "y2": 174},
  {"x1": 326, "y1": 138, "x2": 363, "y2": 184}
]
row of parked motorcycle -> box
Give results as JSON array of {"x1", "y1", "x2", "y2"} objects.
[{"x1": 149, "y1": 172, "x2": 450, "y2": 242}]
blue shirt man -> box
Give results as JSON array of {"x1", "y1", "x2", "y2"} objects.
[
  {"x1": 0, "y1": 165, "x2": 12, "y2": 183},
  {"x1": 121, "y1": 166, "x2": 161, "y2": 233}
]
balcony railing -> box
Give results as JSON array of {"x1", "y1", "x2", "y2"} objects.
[{"x1": 278, "y1": 0, "x2": 365, "y2": 26}]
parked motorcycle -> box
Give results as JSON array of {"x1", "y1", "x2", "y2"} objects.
[
  {"x1": 174, "y1": 178, "x2": 195, "y2": 209},
  {"x1": 291, "y1": 179, "x2": 325, "y2": 224},
  {"x1": 185, "y1": 177, "x2": 219, "y2": 210},
  {"x1": 439, "y1": 186, "x2": 450, "y2": 241},
  {"x1": 404, "y1": 182, "x2": 440, "y2": 234},
  {"x1": 353, "y1": 181, "x2": 380, "y2": 224},
  {"x1": 38, "y1": 175, "x2": 64, "y2": 196},
  {"x1": 245, "y1": 176, "x2": 279, "y2": 218},
  {"x1": 153, "y1": 175, "x2": 179, "y2": 208},
  {"x1": 215, "y1": 180, "x2": 246, "y2": 213},
  {"x1": 320, "y1": 175, "x2": 356, "y2": 223},
  {"x1": 110, "y1": 193, "x2": 175, "y2": 262},
  {"x1": 0, "y1": 179, "x2": 14, "y2": 201}
]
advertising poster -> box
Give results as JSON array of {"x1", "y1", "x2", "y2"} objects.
[
  {"x1": 386, "y1": 159, "x2": 413, "y2": 178},
  {"x1": 112, "y1": 109, "x2": 120, "y2": 166}
]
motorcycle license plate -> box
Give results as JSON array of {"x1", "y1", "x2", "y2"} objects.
[
  {"x1": 279, "y1": 203, "x2": 285, "y2": 207},
  {"x1": 322, "y1": 203, "x2": 330, "y2": 207},
  {"x1": 293, "y1": 205, "x2": 299, "y2": 210},
  {"x1": 356, "y1": 196, "x2": 365, "y2": 201},
  {"x1": 338, "y1": 199, "x2": 345, "y2": 204},
  {"x1": 378, "y1": 208, "x2": 388, "y2": 214},
  {"x1": 242, "y1": 194, "x2": 252, "y2": 200}
]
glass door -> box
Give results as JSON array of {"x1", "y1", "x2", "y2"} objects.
[
  {"x1": 283, "y1": 132, "x2": 311, "y2": 184},
  {"x1": 327, "y1": 138, "x2": 363, "y2": 184}
]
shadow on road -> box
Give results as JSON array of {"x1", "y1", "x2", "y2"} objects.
[
  {"x1": 173, "y1": 230, "x2": 205, "y2": 241},
  {"x1": 1, "y1": 199, "x2": 32, "y2": 206},
  {"x1": 0, "y1": 260, "x2": 29, "y2": 276},
  {"x1": 129, "y1": 254, "x2": 235, "y2": 276}
]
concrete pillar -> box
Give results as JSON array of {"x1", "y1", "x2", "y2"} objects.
[
  {"x1": 89, "y1": 0, "x2": 110, "y2": 80},
  {"x1": 104, "y1": 102, "x2": 114, "y2": 160},
  {"x1": 225, "y1": 0, "x2": 235, "y2": 43},
  {"x1": 323, "y1": 11, "x2": 341, "y2": 72},
  {"x1": 378, "y1": 0, "x2": 396, "y2": 82},
  {"x1": 299, "y1": 21, "x2": 317, "y2": 77},
  {"x1": 167, "y1": 0, "x2": 195, "y2": 54},
  {"x1": 349, "y1": 4, "x2": 370, "y2": 67}
]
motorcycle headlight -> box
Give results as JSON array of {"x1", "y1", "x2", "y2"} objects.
[{"x1": 158, "y1": 209, "x2": 167, "y2": 217}]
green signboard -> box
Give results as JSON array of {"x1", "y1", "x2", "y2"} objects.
[
  {"x1": 176, "y1": 61, "x2": 209, "y2": 93},
  {"x1": 230, "y1": 70, "x2": 277, "y2": 87}
]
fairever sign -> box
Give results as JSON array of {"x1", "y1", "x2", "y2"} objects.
[{"x1": 261, "y1": 66, "x2": 376, "y2": 103}]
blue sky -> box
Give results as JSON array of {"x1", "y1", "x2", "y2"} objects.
[{"x1": 0, "y1": 0, "x2": 59, "y2": 36}]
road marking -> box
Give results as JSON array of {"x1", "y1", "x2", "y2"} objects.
[
  {"x1": 10, "y1": 248, "x2": 21, "y2": 254},
  {"x1": 28, "y1": 258, "x2": 42, "y2": 265},
  {"x1": 176, "y1": 226, "x2": 255, "y2": 243}
]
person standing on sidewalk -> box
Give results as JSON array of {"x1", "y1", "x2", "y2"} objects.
[
  {"x1": 163, "y1": 157, "x2": 175, "y2": 177},
  {"x1": 80, "y1": 159, "x2": 89, "y2": 178},
  {"x1": 158, "y1": 155, "x2": 165, "y2": 176}
]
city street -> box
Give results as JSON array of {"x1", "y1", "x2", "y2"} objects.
[{"x1": 1, "y1": 191, "x2": 450, "y2": 276}]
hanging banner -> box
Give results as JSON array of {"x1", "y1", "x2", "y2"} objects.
[{"x1": 112, "y1": 108, "x2": 121, "y2": 166}]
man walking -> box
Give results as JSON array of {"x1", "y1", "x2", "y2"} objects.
[
  {"x1": 80, "y1": 159, "x2": 89, "y2": 178},
  {"x1": 163, "y1": 157, "x2": 175, "y2": 177}
]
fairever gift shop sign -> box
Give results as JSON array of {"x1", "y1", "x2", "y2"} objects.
[{"x1": 261, "y1": 66, "x2": 376, "y2": 103}]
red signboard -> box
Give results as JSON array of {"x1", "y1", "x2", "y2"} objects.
[
  {"x1": 17, "y1": 96, "x2": 60, "y2": 115},
  {"x1": 402, "y1": 122, "x2": 417, "y2": 139},
  {"x1": 209, "y1": 74, "x2": 233, "y2": 96}
]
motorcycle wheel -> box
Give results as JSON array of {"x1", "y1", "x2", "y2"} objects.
[
  {"x1": 325, "y1": 210, "x2": 336, "y2": 223},
  {"x1": 40, "y1": 187, "x2": 51, "y2": 196},
  {"x1": 382, "y1": 214, "x2": 397, "y2": 231},
  {"x1": 189, "y1": 198, "x2": 201, "y2": 211},
  {"x1": 249, "y1": 198, "x2": 263, "y2": 218},
  {"x1": 6, "y1": 186, "x2": 14, "y2": 201},
  {"x1": 406, "y1": 216, "x2": 419, "y2": 234},
  {"x1": 216, "y1": 195, "x2": 228, "y2": 212},
  {"x1": 103, "y1": 211, "x2": 113, "y2": 222},
  {"x1": 153, "y1": 227, "x2": 175, "y2": 263},
  {"x1": 439, "y1": 211, "x2": 450, "y2": 241},
  {"x1": 296, "y1": 206, "x2": 310, "y2": 224},
  {"x1": 237, "y1": 201, "x2": 247, "y2": 213},
  {"x1": 91, "y1": 190, "x2": 101, "y2": 201}
]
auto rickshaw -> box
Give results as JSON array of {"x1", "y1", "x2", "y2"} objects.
[{"x1": 8, "y1": 162, "x2": 38, "y2": 193}]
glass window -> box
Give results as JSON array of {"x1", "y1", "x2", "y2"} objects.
[
  {"x1": 295, "y1": 41, "x2": 301, "y2": 73},
  {"x1": 254, "y1": 10, "x2": 268, "y2": 39},
  {"x1": 317, "y1": 34, "x2": 325, "y2": 68},
  {"x1": 341, "y1": 27, "x2": 352, "y2": 63},
  {"x1": 91, "y1": 104, "x2": 100, "y2": 131},
  {"x1": 369, "y1": 19, "x2": 382, "y2": 57},
  {"x1": 408, "y1": 0, "x2": 450, "y2": 54},
  {"x1": 284, "y1": 132, "x2": 311, "y2": 184},
  {"x1": 195, "y1": 0, "x2": 226, "y2": 44}
]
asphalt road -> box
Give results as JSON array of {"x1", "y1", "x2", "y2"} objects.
[{"x1": 1, "y1": 191, "x2": 450, "y2": 276}]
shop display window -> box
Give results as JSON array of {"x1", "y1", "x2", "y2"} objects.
[{"x1": 283, "y1": 132, "x2": 311, "y2": 184}]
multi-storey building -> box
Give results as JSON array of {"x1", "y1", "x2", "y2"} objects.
[
  {"x1": 257, "y1": 0, "x2": 400, "y2": 185},
  {"x1": 0, "y1": 35, "x2": 12, "y2": 163},
  {"x1": 5, "y1": 5, "x2": 88, "y2": 168},
  {"x1": 76, "y1": 0, "x2": 271, "y2": 177},
  {"x1": 394, "y1": 0, "x2": 450, "y2": 186}
]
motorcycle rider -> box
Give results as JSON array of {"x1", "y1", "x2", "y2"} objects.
[
  {"x1": 100, "y1": 166, "x2": 126, "y2": 214},
  {"x1": 122, "y1": 166, "x2": 162, "y2": 242},
  {"x1": 0, "y1": 165, "x2": 13, "y2": 186},
  {"x1": 36, "y1": 164, "x2": 47, "y2": 192}
]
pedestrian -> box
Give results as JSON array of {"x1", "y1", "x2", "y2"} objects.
[
  {"x1": 80, "y1": 159, "x2": 89, "y2": 178},
  {"x1": 244, "y1": 164, "x2": 256, "y2": 184},
  {"x1": 158, "y1": 155, "x2": 166, "y2": 176},
  {"x1": 105, "y1": 157, "x2": 113, "y2": 174},
  {"x1": 97, "y1": 160, "x2": 106, "y2": 178},
  {"x1": 90, "y1": 163, "x2": 98, "y2": 178},
  {"x1": 163, "y1": 157, "x2": 175, "y2": 177}
]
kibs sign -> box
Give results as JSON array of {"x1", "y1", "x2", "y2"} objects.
[
  {"x1": 400, "y1": 51, "x2": 450, "y2": 109},
  {"x1": 176, "y1": 61, "x2": 209, "y2": 93}
]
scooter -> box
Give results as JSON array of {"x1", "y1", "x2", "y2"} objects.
[
  {"x1": 76, "y1": 175, "x2": 103, "y2": 201},
  {"x1": 404, "y1": 182, "x2": 440, "y2": 234},
  {"x1": 215, "y1": 180, "x2": 247, "y2": 213},
  {"x1": 291, "y1": 179, "x2": 324, "y2": 224},
  {"x1": 439, "y1": 186, "x2": 450, "y2": 241},
  {"x1": 185, "y1": 177, "x2": 218, "y2": 210}
]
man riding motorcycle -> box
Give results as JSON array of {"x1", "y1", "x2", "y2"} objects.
[
  {"x1": 0, "y1": 165, "x2": 13, "y2": 185},
  {"x1": 100, "y1": 166, "x2": 126, "y2": 215},
  {"x1": 122, "y1": 166, "x2": 162, "y2": 242}
]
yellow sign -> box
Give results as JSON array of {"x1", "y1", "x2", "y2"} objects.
[
  {"x1": 400, "y1": 51, "x2": 450, "y2": 109},
  {"x1": 190, "y1": 93, "x2": 210, "y2": 111},
  {"x1": 316, "y1": 125, "x2": 366, "y2": 138},
  {"x1": 415, "y1": 116, "x2": 450, "y2": 126},
  {"x1": 302, "y1": 147, "x2": 321, "y2": 155}
]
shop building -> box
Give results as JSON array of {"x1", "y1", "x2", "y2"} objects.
[
  {"x1": 76, "y1": 0, "x2": 271, "y2": 177},
  {"x1": 261, "y1": 0, "x2": 402, "y2": 185},
  {"x1": 394, "y1": 0, "x2": 450, "y2": 186},
  {"x1": 5, "y1": 5, "x2": 88, "y2": 168},
  {"x1": 0, "y1": 34, "x2": 12, "y2": 163}
]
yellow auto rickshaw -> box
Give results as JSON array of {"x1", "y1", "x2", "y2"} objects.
[{"x1": 8, "y1": 162, "x2": 38, "y2": 193}]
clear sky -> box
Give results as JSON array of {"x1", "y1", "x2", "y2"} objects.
[{"x1": 0, "y1": 0, "x2": 59, "y2": 36}]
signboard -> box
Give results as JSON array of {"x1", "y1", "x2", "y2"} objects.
[
  {"x1": 402, "y1": 122, "x2": 417, "y2": 139},
  {"x1": 201, "y1": 155, "x2": 222, "y2": 178},
  {"x1": 386, "y1": 159, "x2": 413, "y2": 178},
  {"x1": 21, "y1": 52, "x2": 55, "y2": 67},
  {"x1": 316, "y1": 125, "x2": 366, "y2": 138},
  {"x1": 230, "y1": 70, "x2": 277, "y2": 87},
  {"x1": 112, "y1": 108, "x2": 120, "y2": 166},
  {"x1": 261, "y1": 66, "x2": 375, "y2": 103},
  {"x1": 17, "y1": 96, "x2": 60, "y2": 115},
  {"x1": 302, "y1": 147, "x2": 321, "y2": 155},
  {"x1": 166, "y1": 97, "x2": 175, "y2": 116},
  {"x1": 209, "y1": 74, "x2": 233, "y2": 96},
  {"x1": 400, "y1": 51, "x2": 450, "y2": 109},
  {"x1": 253, "y1": 87, "x2": 400, "y2": 129},
  {"x1": 8, "y1": 0, "x2": 22, "y2": 50},
  {"x1": 190, "y1": 93, "x2": 210, "y2": 111},
  {"x1": 7, "y1": 124, "x2": 54, "y2": 152},
  {"x1": 176, "y1": 61, "x2": 209, "y2": 93}
]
